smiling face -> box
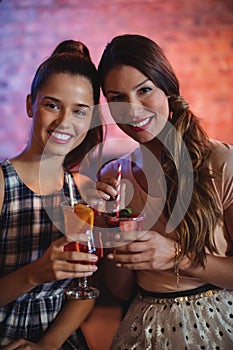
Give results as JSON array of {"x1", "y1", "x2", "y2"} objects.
[
  {"x1": 104, "y1": 65, "x2": 170, "y2": 143},
  {"x1": 27, "y1": 73, "x2": 94, "y2": 157}
]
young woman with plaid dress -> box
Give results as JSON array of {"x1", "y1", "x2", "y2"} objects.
[{"x1": 0, "y1": 40, "x2": 103, "y2": 349}]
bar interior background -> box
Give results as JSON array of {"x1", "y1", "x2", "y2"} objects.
[
  {"x1": 0, "y1": 0, "x2": 232, "y2": 161},
  {"x1": 0, "y1": 1, "x2": 232, "y2": 349}
]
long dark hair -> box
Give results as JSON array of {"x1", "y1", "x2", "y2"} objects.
[
  {"x1": 98, "y1": 34, "x2": 221, "y2": 266},
  {"x1": 30, "y1": 39, "x2": 104, "y2": 169}
]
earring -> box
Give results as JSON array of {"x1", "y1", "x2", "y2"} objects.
[{"x1": 169, "y1": 111, "x2": 173, "y2": 120}]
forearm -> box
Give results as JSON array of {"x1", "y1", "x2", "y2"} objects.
[
  {"x1": 38, "y1": 299, "x2": 94, "y2": 349},
  {"x1": 0, "y1": 263, "x2": 37, "y2": 306},
  {"x1": 181, "y1": 254, "x2": 233, "y2": 289}
]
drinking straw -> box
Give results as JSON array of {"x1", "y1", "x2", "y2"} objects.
[
  {"x1": 115, "y1": 163, "x2": 122, "y2": 217},
  {"x1": 67, "y1": 174, "x2": 75, "y2": 207}
]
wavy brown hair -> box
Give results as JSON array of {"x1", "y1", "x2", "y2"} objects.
[{"x1": 98, "y1": 34, "x2": 221, "y2": 266}]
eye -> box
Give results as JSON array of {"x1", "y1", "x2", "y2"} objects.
[
  {"x1": 108, "y1": 94, "x2": 124, "y2": 102},
  {"x1": 74, "y1": 108, "x2": 89, "y2": 118},
  {"x1": 45, "y1": 102, "x2": 60, "y2": 111},
  {"x1": 137, "y1": 86, "x2": 152, "y2": 96}
]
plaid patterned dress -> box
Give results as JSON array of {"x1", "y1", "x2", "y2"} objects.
[{"x1": 0, "y1": 159, "x2": 88, "y2": 349}]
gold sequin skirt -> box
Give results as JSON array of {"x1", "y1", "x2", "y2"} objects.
[{"x1": 110, "y1": 285, "x2": 233, "y2": 350}]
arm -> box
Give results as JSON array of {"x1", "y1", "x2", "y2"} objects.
[
  {"x1": 2, "y1": 299, "x2": 95, "y2": 350},
  {"x1": 180, "y1": 202, "x2": 233, "y2": 289},
  {"x1": 108, "y1": 207, "x2": 233, "y2": 290},
  {"x1": 181, "y1": 255, "x2": 233, "y2": 289},
  {"x1": 38, "y1": 299, "x2": 94, "y2": 349},
  {"x1": 0, "y1": 236, "x2": 98, "y2": 306},
  {"x1": 182, "y1": 141, "x2": 233, "y2": 288}
]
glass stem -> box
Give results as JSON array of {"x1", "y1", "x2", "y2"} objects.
[{"x1": 78, "y1": 277, "x2": 87, "y2": 289}]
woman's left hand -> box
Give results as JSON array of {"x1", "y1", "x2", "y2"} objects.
[
  {"x1": 2, "y1": 339, "x2": 55, "y2": 350},
  {"x1": 107, "y1": 230, "x2": 176, "y2": 271}
]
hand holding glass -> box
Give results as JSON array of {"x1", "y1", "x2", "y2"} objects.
[
  {"x1": 105, "y1": 210, "x2": 146, "y2": 248},
  {"x1": 61, "y1": 201, "x2": 103, "y2": 299}
]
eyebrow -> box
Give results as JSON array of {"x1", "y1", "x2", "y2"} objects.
[
  {"x1": 42, "y1": 95, "x2": 91, "y2": 109},
  {"x1": 106, "y1": 79, "x2": 149, "y2": 95}
]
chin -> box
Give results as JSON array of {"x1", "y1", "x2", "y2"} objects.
[
  {"x1": 140, "y1": 137, "x2": 155, "y2": 144},
  {"x1": 130, "y1": 131, "x2": 156, "y2": 144}
]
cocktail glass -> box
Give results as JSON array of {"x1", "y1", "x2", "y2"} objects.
[{"x1": 61, "y1": 200, "x2": 103, "y2": 299}]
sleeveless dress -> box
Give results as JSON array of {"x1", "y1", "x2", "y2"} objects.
[{"x1": 0, "y1": 159, "x2": 89, "y2": 349}]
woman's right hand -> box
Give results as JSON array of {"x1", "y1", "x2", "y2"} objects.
[
  {"x1": 0, "y1": 236, "x2": 98, "y2": 306},
  {"x1": 96, "y1": 178, "x2": 126, "y2": 210},
  {"x1": 96, "y1": 177, "x2": 118, "y2": 200},
  {"x1": 107, "y1": 230, "x2": 177, "y2": 272},
  {"x1": 28, "y1": 236, "x2": 98, "y2": 286},
  {"x1": 1, "y1": 338, "x2": 55, "y2": 350}
]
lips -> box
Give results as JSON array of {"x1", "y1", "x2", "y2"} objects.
[
  {"x1": 129, "y1": 116, "x2": 154, "y2": 131},
  {"x1": 48, "y1": 130, "x2": 73, "y2": 144}
]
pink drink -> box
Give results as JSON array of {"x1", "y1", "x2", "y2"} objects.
[{"x1": 105, "y1": 210, "x2": 145, "y2": 233}]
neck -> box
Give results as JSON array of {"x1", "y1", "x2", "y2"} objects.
[
  {"x1": 140, "y1": 138, "x2": 163, "y2": 163},
  {"x1": 131, "y1": 139, "x2": 163, "y2": 194},
  {"x1": 11, "y1": 148, "x2": 66, "y2": 195},
  {"x1": 36, "y1": 152, "x2": 66, "y2": 195}
]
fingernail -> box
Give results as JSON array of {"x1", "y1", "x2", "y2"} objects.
[
  {"x1": 92, "y1": 255, "x2": 98, "y2": 261},
  {"x1": 107, "y1": 254, "x2": 114, "y2": 260},
  {"x1": 92, "y1": 266, "x2": 98, "y2": 271},
  {"x1": 111, "y1": 190, "x2": 117, "y2": 197},
  {"x1": 102, "y1": 193, "x2": 110, "y2": 200},
  {"x1": 116, "y1": 263, "x2": 122, "y2": 267}
]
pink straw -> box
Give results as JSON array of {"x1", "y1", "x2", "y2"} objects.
[{"x1": 115, "y1": 163, "x2": 122, "y2": 217}]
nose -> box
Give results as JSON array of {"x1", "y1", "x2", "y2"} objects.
[
  {"x1": 111, "y1": 96, "x2": 144, "y2": 124},
  {"x1": 57, "y1": 109, "x2": 72, "y2": 127},
  {"x1": 128, "y1": 101, "x2": 144, "y2": 119}
]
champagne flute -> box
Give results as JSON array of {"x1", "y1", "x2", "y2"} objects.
[{"x1": 61, "y1": 200, "x2": 103, "y2": 299}]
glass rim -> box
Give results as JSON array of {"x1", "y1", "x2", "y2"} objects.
[
  {"x1": 105, "y1": 212, "x2": 146, "y2": 221},
  {"x1": 61, "y1": 199, "x2": 87, "y2": 206}
]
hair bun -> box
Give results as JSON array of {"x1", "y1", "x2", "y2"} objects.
[{"x1": 51, "y1": 39, "x2": 91, "y2": 60}]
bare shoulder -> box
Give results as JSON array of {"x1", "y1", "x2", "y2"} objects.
[{"x1": 0, "y1": 165, "x2": 5, "y2": 213}]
